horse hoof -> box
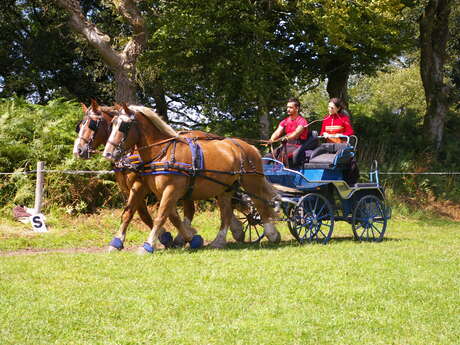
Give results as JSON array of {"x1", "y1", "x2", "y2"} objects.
[
  {"x1": 136, "y1": 247, "x2": 149, "y2": 255},
  {"x1": 159, "y1": 232, "x2": 173, "y2": 248},
  {"x1": 189, "y1": 235, "x2": 204, "y2": 249},
  {"x1": 108, "y1": 246, "x2": 120, "y2": 253},
  {"x1": 137, "y1": 242, "x2": 154, "y2": 254},
  {"x1": 231, "y1": 230, "x2": 245, "y2": 243},
  {"x1": 173, "y1": 235, "x2": 186, "y2": 248},
  {"x1": 109, "y1": 237, "x2": 124, "y2": 250}
]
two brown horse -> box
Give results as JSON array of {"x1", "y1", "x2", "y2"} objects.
[
  {"x1": 73, "y1": 100, "x2": 245, "y2": 250},
  {"x1": 102, "y1": 104, "x2": 280, "y2": 254}
]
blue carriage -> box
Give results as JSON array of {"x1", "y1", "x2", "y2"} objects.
[{"x1": 246, "y1": 136, "x2": 392, "y2": 244}]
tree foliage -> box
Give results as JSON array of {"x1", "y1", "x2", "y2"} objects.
[
  {"x1": 0, "y1": 98, "x2": 118, "y2": 211},
  {"x1": 0, "y1": 0, "x2": 115, "y2": 104}
]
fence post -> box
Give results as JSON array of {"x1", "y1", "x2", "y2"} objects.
[{"x1": 34, "y1": 161, "x2": 45, "y2": 215}]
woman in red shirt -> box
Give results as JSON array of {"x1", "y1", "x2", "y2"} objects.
[
  {"x1": 320, "y1": 98, "x2": 354, "y2": 143},
  {"x1": 320, "y1": 98, "x2": 359, "y2": 185}
]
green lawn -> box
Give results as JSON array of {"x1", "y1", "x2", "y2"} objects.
[{"x1": 0, "y1": 208, "x2": 459, "y2": 344}]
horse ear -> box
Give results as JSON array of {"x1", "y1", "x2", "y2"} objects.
[
  {"x1": 122, "y1": 103, "x2": 134, "y2": 116},
  {"x1": 91, "y1": 99, "x2": 99, "y2": 111},
  {"x1": 81, "y1": 103, "x2": 88, "y2": 113}
]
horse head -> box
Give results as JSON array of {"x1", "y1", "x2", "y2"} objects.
[
  {"x1": 73, "y1": 99, "x2": 113, "y2": 159},
  {"x1": 102, "y1": 103, "x2": 139, "y2": 161}
]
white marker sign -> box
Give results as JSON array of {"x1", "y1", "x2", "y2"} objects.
[{"x1": 30, "y1": 213, "x2": 48, "y2": 232}]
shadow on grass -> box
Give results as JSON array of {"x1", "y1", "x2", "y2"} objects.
[
  {"x1": 178, "y1": 234, "x2": 403, "y2": 254},
  {"x1": 0, "y1": 234, "x2": 402, "y2": 257}
]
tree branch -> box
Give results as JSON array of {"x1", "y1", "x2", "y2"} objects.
[
  {"x1": 113, "y1": 0, "x2": 147, "y2": 59},
  {"x1": 52, "y1": 0, "x2": 121, "y2": 68}
]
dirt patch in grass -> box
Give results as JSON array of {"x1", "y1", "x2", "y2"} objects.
[{"x1": 0, "y1": 245, "x2": 157, "y2": 256}]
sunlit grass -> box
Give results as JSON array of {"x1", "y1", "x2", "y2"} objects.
[{"x1": 0, "y1": 207, "x2": 459, "y2": 344}]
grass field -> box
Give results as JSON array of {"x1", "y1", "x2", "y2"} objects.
[{"x1": 0, "y1": 207, "x2": 459, "y2": 344}]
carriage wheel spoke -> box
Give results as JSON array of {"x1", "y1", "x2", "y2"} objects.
[{"x1": 371, "y1": 223, "x2": 382, "y2": 235}]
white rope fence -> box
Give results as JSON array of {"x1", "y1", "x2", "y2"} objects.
[
  {"x1": 1, "y1": 170, "x2": 460, "y2": 176},
  {"x1": 0, "y1": 170, "x2": 114, "y2": 175}
]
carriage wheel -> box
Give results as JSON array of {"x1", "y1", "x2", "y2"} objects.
[
  {"x1": 233, "y1": 196, "x2": 265, "y2": 243},
  {"x1": 288, "y1": 193, "x2": 335, "y2": 244},
  {"x1": 235, "y1": 207, "x2": 265, "y2": 243},
  {"x1": 352, "y1": 195, "x2": 387, "y2": 242}
]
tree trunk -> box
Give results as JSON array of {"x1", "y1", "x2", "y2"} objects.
[
  {"x1": 53, "y1": 0, "x2": 147, "y2": 106},
  {"x1": 258, "y1": 105, "x2": 270, "y2": 140},
  {"x1": 150, "y1": 78, "x2": 169, "y2": 120},
  {"x1": 326, "y1": 61, "x2": 351, "y2": 105},
  {"x1": 419, "y1": 0, "x2": 452, "y2": 150},
  {"x1": 114, "y1": 69, "x2": 138, "y2": 104}
]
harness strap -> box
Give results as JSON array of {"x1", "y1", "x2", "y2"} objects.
[
  {"x1": 183, "y1": 138, "x2": 203, "y2": 199},
  {"x1": 135, "y1": 136, "x2": 269, "y2": 204}
]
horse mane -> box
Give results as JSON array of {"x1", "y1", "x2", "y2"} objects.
[{"x1": 129, "y1": 105, "x2": 178, "y2": 137}]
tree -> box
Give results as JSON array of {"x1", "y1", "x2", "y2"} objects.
[
  {"x1": 50, "y1": 0, "x2": 170, "y2": 116},
  {"x1": 0, "y1": 0, "x2": 114, "y2": 103},
  {"x1": 419, "y1": 0, "x2": 454, "y2": 149},
  {"x1": 142, "y1": 0, "x2": 295, "y2": 137},
  {"x1": 295, "y1": 0, "x2": 417, "y2": 104}
]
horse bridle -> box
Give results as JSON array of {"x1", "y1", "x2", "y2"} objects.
[
  {"x1": 106, "y1": 116, "x2": 137, "y2": 157},
  {"x1": 75, "y1": 116, "x2": 105, "y2": 151}
]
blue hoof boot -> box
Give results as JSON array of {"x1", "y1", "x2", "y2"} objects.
[
  {"x1": 109, "y1": 237, "x2": 124, "y2": 250},
  {"x1": 190, "y1": 235, "x2": 204, "y2": 249},
  {"x1": 143, "y1": 242, "x2": 154, "y2": 253},
  {"x1": 159, "y1": 232, "x2": 173, "y2": 248}
]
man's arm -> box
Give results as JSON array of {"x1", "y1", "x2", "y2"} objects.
[
  {"x1": 285, "y1": 125, "x2": 305, "y2": 141},
  {"x1": 270, "y1": 126, "x2": 284, "y2": 142}
]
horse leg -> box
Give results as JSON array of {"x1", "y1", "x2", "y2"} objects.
[
  {"x1": 208, "y1": 193, "x2": 233, "y2": 249},
  {"x1": 138, "y1": 187, "x2": 199, "y2": 254},
  {"x1": 167, "y1": 207, "x2": 200, "y2": 249},
  {"x1": 108, "y1": 180, "x2": 145, "y2": 251},
  {"x1": 229, "y1": 197, "x2": 245, "y2": 242},
  {"x1": 229, "y1": 213, "x2": 244, "y2": 242},
  {"x1": 173, "y1": 200, "x2": 196, "y2": 247},
  {"x1": 130, "y1": 180, "x2": 173, "y2": 248},
  {"x1": 241, "y1": 177, "x2": 281, "y2": 243}
]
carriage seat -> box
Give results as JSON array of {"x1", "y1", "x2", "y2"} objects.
[{"x1": 303, "y1": 143, "x2": 354, "y2": 169}]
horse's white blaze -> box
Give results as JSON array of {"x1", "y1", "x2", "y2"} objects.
[
  {"x1": 73, "y1": 120, "x2": 86, "y2": 156},
  {"x1": 102, "y1": 116, "x2": 128, "y2": 159}
]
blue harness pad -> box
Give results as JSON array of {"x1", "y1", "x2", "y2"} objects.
[{"x1": 140, "y1": 139, "x2": 204, "y2": 176}]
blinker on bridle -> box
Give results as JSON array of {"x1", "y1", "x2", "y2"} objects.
[
  {"x1": 76, "y1": 117, "x2": 101, "y2": 145},
  {"x1": 88, "y1": 118, "x2": 99, "y2": 131},
  {"x1": 107, "y1": 118, "x2": 136, "y2": 157},
  {"x1": 118, "y1": 120, "x2": 132, "y2": 134}
]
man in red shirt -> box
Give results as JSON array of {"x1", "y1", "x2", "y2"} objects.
[
  {"x1": 270, "y1": 98, "x2": 308, "y2": 144},
  {"x1": 267, "y1": 98, "x2": 319, "y2": 167}
]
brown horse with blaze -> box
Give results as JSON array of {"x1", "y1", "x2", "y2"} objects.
[
  {"x1": 73, "y1": 100, "x2": 245, "y2": 251},
  {"x1": 102, "y1": 104, "x2": 280, "y2": 254}
]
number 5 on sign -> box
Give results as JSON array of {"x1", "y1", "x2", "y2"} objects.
[{"x1": 30, "y1": 214, "x2": 48, "y2": 232}]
